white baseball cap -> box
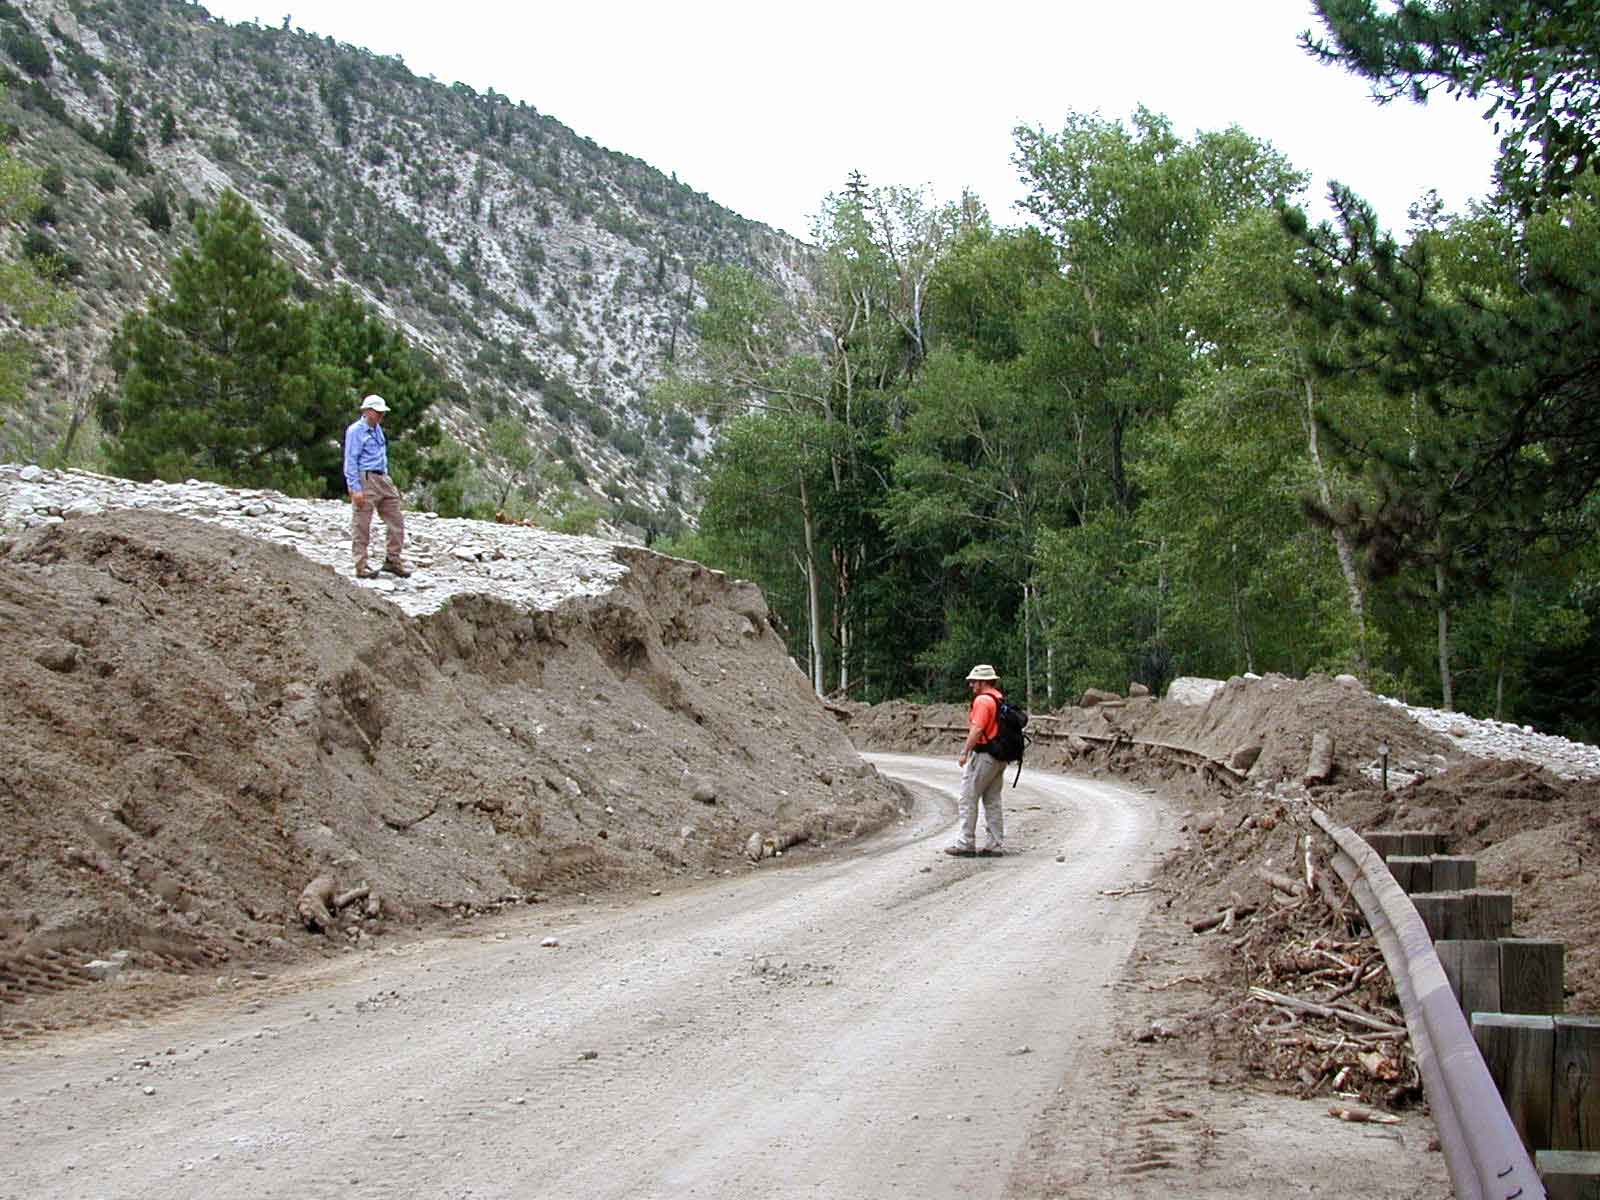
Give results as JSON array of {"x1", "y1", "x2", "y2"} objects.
[{"x1": 360, "y1": 394, "x2": 390, "y2": 413}]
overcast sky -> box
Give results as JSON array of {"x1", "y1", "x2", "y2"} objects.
[{"x1": 199, "y1": 1, "x2": 1504, "y2": 240}]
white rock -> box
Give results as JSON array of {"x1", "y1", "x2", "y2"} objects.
[{"x1": 1166, "y1": 677, "x2": 1225, "y2": 706}]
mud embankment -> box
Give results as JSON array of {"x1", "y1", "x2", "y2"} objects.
[{"x1": 0, "y1": 512, "x2": 903, "y2": 1035}]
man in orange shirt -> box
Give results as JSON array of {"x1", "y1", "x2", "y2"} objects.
[{"x1": 946, "y1": 663, "x2": 1007, "y2": 858}]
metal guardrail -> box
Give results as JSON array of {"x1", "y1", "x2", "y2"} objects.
[{"x1": 1310, "y1": 806, "x2": 1545, "y2": 1200}]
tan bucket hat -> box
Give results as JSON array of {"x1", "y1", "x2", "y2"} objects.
[
  {"x1": 360, "y1": 394, "x2": 390, "y2": 413},
  {"x1": 965, "y1": 663, "x2": 999, "y2": 681}
]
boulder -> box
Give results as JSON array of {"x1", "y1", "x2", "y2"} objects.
[{"x1": 1166, "y1": 677, "x2": 1225, "y2": 706}]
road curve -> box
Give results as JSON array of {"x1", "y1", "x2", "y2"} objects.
[{"x1": 0, "y1": 754, "x2": 1174, "y2": 1200}]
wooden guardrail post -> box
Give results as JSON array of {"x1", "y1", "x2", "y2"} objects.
[
  {"x1": 1388, "y1": 855, "x2": 1432, "y2": 894},
  {"x1": 1412, "y1": 892, "x2": 1468, "y2": 940},
  {"x1": 1438, "y1": 940, "x2": 1503, "y2": 1018},
  {"x1": 1361, "y1": 829, "x2": 1445, "y2": 860},
  {"x1": 1466, "y1": 890, "x2": 1515, "y2": 940},
  {"x1": 1537, "y1": 1150, "x2": 1600, "y2": 1199},
  {"x1": 1431, "y1": 855, "x2": 1477, "y2": 891},
  {"x1": 1502, "y1": 939, "x2": 1566, "y2": 1015},
  {"x1": 1474, "y1": 1012, "x2": 1556, "y2": 1153},
  {"x1": 1402, "y1": 830, "x2": 1444, "y2": 856},
  {"x1": 1554, "y1": 1016, "x2": 1600, "y2": 1151}
]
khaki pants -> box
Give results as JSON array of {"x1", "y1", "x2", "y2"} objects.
[
  {"x1": 352, "y1": 471, "x2": 404, "y2": 569},
  {"x1": 953, "y1": 752, "x2": 1006, "y2": 851}
]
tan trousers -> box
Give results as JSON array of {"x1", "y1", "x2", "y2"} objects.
[
  {"x1": 953, "y1": 752, "x2": 1006, "y2": 851},
  {"x1": 352, "y1": 471, "x2": 404, "y2": 569}
]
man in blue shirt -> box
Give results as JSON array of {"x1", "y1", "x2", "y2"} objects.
[{"x1": 343, "y1": 394, "x2": 411, "y2": 578}]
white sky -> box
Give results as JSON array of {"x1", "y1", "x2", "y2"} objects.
[{"x1": 199, "y1": 1, "x2": 1504, "y2": 240}]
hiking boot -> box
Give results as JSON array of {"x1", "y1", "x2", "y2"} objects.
[
  {"x1": 381, "y1": 559, "x2": 412, "y2": 578},
  {"x1": 943, "y1": 846, "x2": 976, "y2": 858},
  {"x1": 978, "y1": 847, "x2": 1006, "y2": 858},
  {"x1": 354, "y1": 564, "x2": 380, "y2": 579}
]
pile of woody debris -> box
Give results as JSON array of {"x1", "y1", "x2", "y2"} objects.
[{"x1": 1190, "y1": 839, "x2": 1421, "y2": 1114}]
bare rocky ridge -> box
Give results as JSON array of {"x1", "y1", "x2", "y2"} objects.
[{"x1": 0, "y1": 469, "x2": 905, "y2": 1038}]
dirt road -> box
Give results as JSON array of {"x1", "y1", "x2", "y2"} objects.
[{"x1": 0, "y1": 756, "x2": 1446, "y2": 1199}]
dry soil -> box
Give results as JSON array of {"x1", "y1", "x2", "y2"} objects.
[{"x1": 3, "y1": 507, "x2": 1596, "y2": 1198}]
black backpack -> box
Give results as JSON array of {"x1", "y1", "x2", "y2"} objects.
[{"x1": 981, "y1": 696, "x2": 1031, "y2": 784}]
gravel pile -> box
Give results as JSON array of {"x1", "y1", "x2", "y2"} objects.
[
  {"x1": 0, "y1": 464, "x2": 630, "y2": 618},
  {"x1": 1379, "y1": 696, "x2": 1600, "y2": 781}
]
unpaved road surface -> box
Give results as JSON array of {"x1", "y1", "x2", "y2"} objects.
[{"x1": 1, "y1": 756, "x2": 1445, "y2": 1199}]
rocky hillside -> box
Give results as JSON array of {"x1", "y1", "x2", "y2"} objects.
[{"x1": 0, "y1": 0, "x2": 811, "y2": 524}]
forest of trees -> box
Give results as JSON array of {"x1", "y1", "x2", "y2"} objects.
[
  {"x1": 655, "y1": 1, "x2": 1600, "y2": 741},
  {"x1": 98, "y1": 190, "x2": 468, "y2": 508},
  {"x1": 3, "y1": 3, "x2": 1593, "y2": 737}
]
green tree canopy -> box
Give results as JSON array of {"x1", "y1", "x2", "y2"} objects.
[
  {"x1": 0, "y1": 108, "x2": 66, "y2": 442},
  {"x1": 104, "y1": 191, "x2": 342, "y2": 494},
  {"x1": 103, "y1": 194, "x2": 456, "y2": 502},
  {"x1": 307, "y1": 284, "x2": 450, "y2": 499},
  {"x1": 1305, "y1": 0, "x2": 1600, "y2": 208}
]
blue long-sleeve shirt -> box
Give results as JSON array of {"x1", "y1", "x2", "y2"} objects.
[{"x1": 343, "y1": 417, "x2": 388, "y2": 492}]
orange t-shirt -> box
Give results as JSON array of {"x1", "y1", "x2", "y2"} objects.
[{"x1": 969, "y1": 689, "x2": 1001, "y2": 743}]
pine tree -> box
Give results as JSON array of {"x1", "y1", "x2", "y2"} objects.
[
  {"x1": 104, "y1": 98, "x2": 138, "y2": 169},
  {"x1": 1292, "y1": 6, "x2": 1600, "y2": 552},
  {"x1": 1304, "y1": 0, "x2": 1599, "y2": 210},
  {"x1": 104, "y1": 191, "x2": 340, "y2": 494},
  {"x1": 306, "y1": 284, "x2": 453, "y2": 499}
]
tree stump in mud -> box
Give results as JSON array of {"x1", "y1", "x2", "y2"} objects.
[
  {"x1": 1303, "y1": 732, "x2": 1335, "y2": 784},
  {"x1": 296, "y1": 877, "x2": 373, "y2": 932},
  {"x1": 297, "y1": 876, "x2": 338, "y2": 931}
]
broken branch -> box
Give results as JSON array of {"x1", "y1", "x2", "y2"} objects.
[
  {"x1": 1249, "y1": 987, "x2": 1405, "y2": 1035},
  {"x1": 1192, "y1": 903, "x2": 1258, "y2": 933}
]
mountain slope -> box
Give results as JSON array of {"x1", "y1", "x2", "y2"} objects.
[{"x1": 0, "y1": 0, "x2": 811, "y2": 527}]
